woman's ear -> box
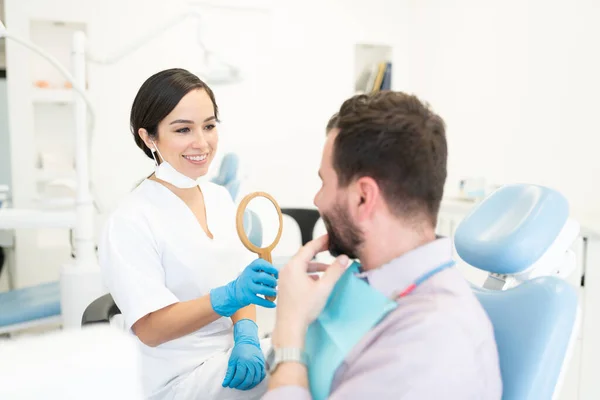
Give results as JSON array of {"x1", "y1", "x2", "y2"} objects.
[{"x1": 138, "y1": 128, "x2": 154, "y2": 151}]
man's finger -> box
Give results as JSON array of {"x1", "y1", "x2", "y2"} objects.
[
  {"x1": 318, "y1": 255, "x2": 350, "y2": 293},
  {"x1": 306, "y1": 262, "x2": 330, "y2": 273},
  {"x1": 293, "y1": 234, "x2": 329, "y2": 265}
]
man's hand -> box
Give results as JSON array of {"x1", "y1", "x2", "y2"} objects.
[{"x1": 272, "y1": 234, "x2": 351, "y2": 348}]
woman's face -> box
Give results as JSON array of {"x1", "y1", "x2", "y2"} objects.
[{"x1": 146, "y1": 88, "x2": 219, "y2": 180}]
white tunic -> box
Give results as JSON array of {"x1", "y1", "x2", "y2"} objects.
[{"x1": 98, "y1": 179, "x2": 258, "y2": 398}]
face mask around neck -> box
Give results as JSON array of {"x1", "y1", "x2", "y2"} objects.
[{"x1": 150, "y1": 142, "x2": 200, "y2": 189}]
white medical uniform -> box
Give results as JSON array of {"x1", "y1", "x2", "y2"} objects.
[{"x1": 99, "y1": 179, "x2": 271, "y2": 400}]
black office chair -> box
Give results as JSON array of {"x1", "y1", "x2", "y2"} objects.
[
  {"x1": 81, "y1": 208, "x2": 322, "y2": 327},
  {"x1": 280, "y1": 208, "x2": 321, "y2": 246},
  {"x1": 81, "y1": 293, "x2": 120, "y2": 326}
]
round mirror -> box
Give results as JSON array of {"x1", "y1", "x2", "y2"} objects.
[
  {"x1": 236, "y1": 192, "x2": 283, "y2": 255},
  {"x1": 243, "y1": 196, "x2": 281, "y2": 249},
  {"x1": 236, "y1": 192, "x2": 283, "y2": 302}
]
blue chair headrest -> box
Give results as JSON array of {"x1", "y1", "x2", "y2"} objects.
[
  {"x1": 454, "y1": 184, "x2": 569, "y2": 275},
  {"x1": 212, "y1": 153, "x2": 239, "y2": 186}
]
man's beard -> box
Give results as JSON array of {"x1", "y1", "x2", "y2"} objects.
[{"x1": 321, "y1": 204, "x2": 363, "y2": 260}]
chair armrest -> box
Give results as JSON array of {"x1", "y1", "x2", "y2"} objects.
[{"x1": 81, "y1": 293, "x2": 121, "y2": 326}]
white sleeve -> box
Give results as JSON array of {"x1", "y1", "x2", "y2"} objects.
[{"x1": 98, "y1": 215, "x2": 179, "y2": 331}]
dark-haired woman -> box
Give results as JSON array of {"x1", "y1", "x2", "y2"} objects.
[{"x1": 99, "y1": 68, "x2": 277, "y2": 400}]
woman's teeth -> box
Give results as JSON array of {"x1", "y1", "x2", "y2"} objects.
[{"x1": 183, "y1": 154, "x2": 207, "y2": 161}]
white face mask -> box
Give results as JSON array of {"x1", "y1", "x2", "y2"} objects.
[{"x1": 150, "y1": 141, "x2": 200, "y2": 189}]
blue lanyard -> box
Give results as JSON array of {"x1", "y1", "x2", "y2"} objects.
[{"x1": 396, "y1": 260, "x2": 456, "y2": 299}]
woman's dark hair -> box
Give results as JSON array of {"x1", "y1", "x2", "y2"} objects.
[{"x1": 130, "y1": 68, "x2": 219, "y2": 159}]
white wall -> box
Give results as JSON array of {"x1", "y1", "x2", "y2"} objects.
[
  {"x1": 405, "y1": 0, "x2": 600, "y2": 230},
  {"x1": 10, "y1": 0, "x2": 599, "y2": 286},
  {"x1": 87, "y1": 0, "x2": 410, "y2": 212},
  {"x1": 5, "y1": 0, "x2": 409, "y2": 286}
]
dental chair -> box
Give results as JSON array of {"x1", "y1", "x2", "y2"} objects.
[
  {"x1": 211, "y1": 153, "x2": 241, "y2": 200},
  {"x1": 0, "y1": 281, "x2": 61, "y2": 336},
  {"x1": 454, "y1": 183, "x2": 580, "y2": 400},
  {"x1": 281, "y1": 208, "x2": 321, "y2": 246},
  {"x1": 0, "y1": 226, "x2": 61, "y2": 335}
]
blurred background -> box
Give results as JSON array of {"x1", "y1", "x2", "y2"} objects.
[{"x1": 1, "y1": 1, "x2": 600, "y2": 398}]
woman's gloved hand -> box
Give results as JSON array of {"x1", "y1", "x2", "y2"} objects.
[
  {"x1": 222, "y1": 319, "x2": 266, "y2": 390},
  {"x1": 210, "y1": 259, "x2": 278, "y2": 317}
]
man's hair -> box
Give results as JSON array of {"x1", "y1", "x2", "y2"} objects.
[{"x1": 327, "y1": 91, "x2": 447, "y2": 227}]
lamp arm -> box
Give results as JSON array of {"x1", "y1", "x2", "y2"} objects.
[
  {"x1": 86, "y1": 10, "x2": 203, "y2": 65},
  {"x1": 3, "y1": 32, "x2": 96, "y2": 138}
]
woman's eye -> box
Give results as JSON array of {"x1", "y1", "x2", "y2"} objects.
[
  {"x1": 176, "y1": 127, "x2": 190, "y2": 133},
  {"x1": 204, "y1": 124, "x2": 216, "y2": 131}
]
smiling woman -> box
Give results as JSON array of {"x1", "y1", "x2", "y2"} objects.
[
  {"x1": 97, "y1": 68, "x2": 277, "y2": 400},
  {"x1": 131, "y1": 68, "x2": 220, "y2": 179}
]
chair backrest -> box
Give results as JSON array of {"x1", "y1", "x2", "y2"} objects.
[
  {"x1": 281, "y1": 208, "x2": 321, "y2": 246},
  {"x1": 211, "y1": 153, "x2": 241, "y2": 200},
  {"x1": 224, "y1": 179, "x2": 241, "y2": 201},
  {"x1": 211, "y1": 153, "x2": 238, "y2": 183},
  {"x1": 472, "y1": 279, "x2": 577, "y2": 399},
  {"x1": 455, "y1": 184, "x2": 579, "y2": 399}
]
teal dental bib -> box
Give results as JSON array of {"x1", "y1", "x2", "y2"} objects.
[{"x1": 304, "y1": 262, "x2": 398, "y2": 400}]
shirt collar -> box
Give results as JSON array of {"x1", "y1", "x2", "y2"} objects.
[{"x1": 357, "y1": 237, "x2": 454, "y2": 298}]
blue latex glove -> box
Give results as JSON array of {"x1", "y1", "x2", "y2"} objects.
[
  {"x1": 222, "y1": 319, "x2": 266, "y2": 390},
  {"x1": 210, "y1": 259, "x2": 279, "y2": 317}
]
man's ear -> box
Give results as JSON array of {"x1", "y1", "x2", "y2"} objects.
[{"x1": 355, "y1": 177, "x2": 379, "y2": 221}]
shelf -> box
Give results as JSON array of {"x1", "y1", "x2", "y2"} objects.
[
  {"x1": 354, "y1": 43, "x2": 393, "y2": 93},
  {"x1": 31, "y1": 87, "x2": 74, "y2": 104},
  {"x1": 29, "y1": 19, "x2": 87, "y2": 92}
]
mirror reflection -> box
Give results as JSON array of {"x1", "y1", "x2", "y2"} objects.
[{"x1": 242, "y1": 195, "x2": 280, "y2": 248}]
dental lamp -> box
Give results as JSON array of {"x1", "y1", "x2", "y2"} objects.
[
  {"x1": 0, "y1": 10, "x2": 241, "y2": 329},
  {"x1": 86, "y1": 10, "x2": 241, "y2": 84}
]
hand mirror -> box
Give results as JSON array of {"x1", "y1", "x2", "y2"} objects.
[{"x1": 236, "y1": 191, "x2": 283, "y2": 301}]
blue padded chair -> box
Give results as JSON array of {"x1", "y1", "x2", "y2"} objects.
[
  {"x1": 0, "y1": 281, "x2": 62, "y2": 335},
  {"x1": 455, "y1": 184, "x2": 580, "y2": 400},
  {"x1": 224, "y1": 180, "x2": 241, "y2": 202},
  {"x1": 211, "y1": 153, "x2": 241, "y2": 200}
]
